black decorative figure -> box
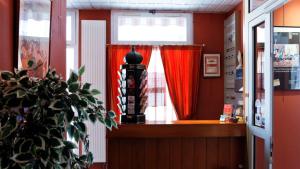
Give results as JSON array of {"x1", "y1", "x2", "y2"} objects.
[{"x1": 118, "y1": 46, "x2": 148, "y2": 123}]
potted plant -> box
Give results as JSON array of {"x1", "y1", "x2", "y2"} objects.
[{"x1": 0, "y1": 67, "x2": 117, "y2": 169}]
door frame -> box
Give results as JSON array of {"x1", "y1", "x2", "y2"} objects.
[
  {"x1": 244, "y1": 0, "x2": 288, "y2": 169},
  {"x1": 247, "y1": 13, "x2": 272, "y2": 169}
]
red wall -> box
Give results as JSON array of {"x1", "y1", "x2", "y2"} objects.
[
  {"x1": 0, "y1": 0, "x2": 15, "y2": 71},
  {"x1": 50, "y1": 0, "x2": 67, "y2": 79},
  {"x1": 0, "y1": 0, "x2": 66, "y2": 78},
  {"x1": 273, "y1": 1, "x2": 300, "y2": 168},
  {"x1": 193, "y1": 13, "x2": 226, "y2": 119}
]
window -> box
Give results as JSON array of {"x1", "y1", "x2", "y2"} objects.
[
  {"x1": 145, "y1": 47, "x2": 177, "y2": 121},
  {"x1": 112, "y1": 11, "x2": 191, "y2": 121},
  {"x1": 112, "y1": 11, "x2": 193, "y2": 45},
  {"x1": 66, "y1": 10, "x2": 78, "y2": 79},
  {"x1": 66, "y1": 10, "x2": 79, "y2": 154}
]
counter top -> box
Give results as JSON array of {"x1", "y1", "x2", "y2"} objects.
[{"x1": 107, "y1": 120, "x2": 246, "y2": 138}]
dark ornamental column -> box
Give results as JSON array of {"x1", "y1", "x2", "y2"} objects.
[{"x1": 118, "y1": 47, "x2": 148, "y2": 123}]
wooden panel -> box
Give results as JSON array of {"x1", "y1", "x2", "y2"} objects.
[
  {"x1": 182, "y1": 138, "x2": 194, "y2": 169},
  {"x1": 169, "y1": 139, "x2": 182, "y2": 169},
  {"x1": 218, "y1": 138, "x2": 231, "y2": 169},
  {"x1": 157, "y1": 139, "x2": 170, "y2": 169},
  {"x1": 230, "y1": 137, "x2": 246, "y2": 169},
  {"x1": 145, "y1": 139, "x2": 157, "y2": 169},
  {"x1": 107, "y1": 139, "x2": 119, "y2": 169},
  {"x1": 107, "y1": 137, "x2": 245, "y2": 169},
  {"x1": 118, "y1": 139, "x2": 133, "y2": 169},
  {"x1": 107, "y1": 122, "x2": 246, "y2": 169},
  {"x1": 206, "y1": 138, "x2": 219, "y2": 169},
  {"x1": 89, "y1": 163, "x2": 107, "y2": 169},
  {"x1": 132, "y1": 139, "x2": 145, "y2": 169}
]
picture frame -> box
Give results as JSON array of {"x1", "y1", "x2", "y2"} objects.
[
  {"x1": 203, "y1": 54, "x2": 221, "y2": 77},
  {"x1": 273, "y1": 26, "x2": 300, "y2": 90},
  {"x1": 16, "y1": 0, "x2": 52, "y2": 78}
]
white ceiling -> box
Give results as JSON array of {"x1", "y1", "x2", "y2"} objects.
[{"x1": 67, "y1": 0, "x2": 242, "y2": 13}]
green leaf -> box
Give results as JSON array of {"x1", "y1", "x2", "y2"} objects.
[
  {"x1": 19, "y1": 77, "x2": 29, "y2": 86},
  {"x1": 24, "y1": 164, "x2": 33, "y2": 169},
  {"x1": 86, "y1": 96, "x2": 96, "y2": 104},
  {"x1": 63, "y1": 141, "x2": 77, "y2": 149},
  {"x1": 1, "y1": 118, "x2": 17, "y2": 139},
  {"x1": 69, "y1": 93, "x2": 81, "y2": 102},
  {"x1": 67, "y1": 125, "x2": 75, "y2": 138},
  {"x1": 105, "y1": 117, "x2": 112, "y2": 129},
  {"x1": 111, "y1": 120, "x2": 118, "y2": 129},
  {"x1": 76, "y1": 122, "x2": 86, "y2": 133},
  {"x1": 82, "y1": 83, "x2": 91, "y2": 90},
  {"x1": 39, "y1": 127, "x2": 49, "y2": 137},
  {"x1": 108, "y1": 111, "x2": 116, "y2": 118},
  {"x1": 79, "y1": 99, "x2": 88, "y2": 107},
  {"x1": 89, "y1": 114, "x2": 96, "y2": 123},
  {"x1": 78, "y1": 66, "x2": 85, "y2": 77},
  {"x1": 0, "y1": 71, "x2": 14, "y2": 80},
  {"x1": 87, "y1": 152, "x2": 93, "y2": 164},
  {"x1": 34, "y1": 136, "x2": 46, "y2": 150},
  {"x1": 20, "y1": 139, "x2": 33, "y2": 153},
  {"x1": 10, "y1": 153, "x2": 33, "y2": 164},
  {"x1": 45, "y1": 117, "x2": 58, "y2": 127},
  {"x1": 14, "y1": 138, "x2": 25, "y2": 153},
  {"x1": 66, "y1": 108, "x2": 75, "y2": 122},
  {"x1": 50, "y1": 128, "x2": 63, "y2": 139},
  {"x1": 49, "y1": 100, "x2": 65, "y2": 111},
  {"x1": 69, "y1": 82, "x2": 80, "y2": 93},
  {"x1": 27, "y1": 60, "x2": 34, "y2": 68},
  {"x1": 90, "y1": 89, "x2": 101, "y2": 95},
  {"x1": 98, "y1": 113, "x2": 104, "y2": 123},
  {"x1": 6, "y1": 97, "x2": 21, "y2": 107},
  {"x1": 17, "y1": 69, "x2": 28, "y2": 77},
  {"x1": 54, "y1": 163, "x2": 63, "y2": 169},
  {"x1": 16, "y1": 89, "x2": 26, "y2": 98},
  {"x1": 73, "y1": 129, "x2": 80, "y2": 142},
  {"x1": 50, "y1": 137, "x2": 64, "y2": 149},
  {"x1": 67, "y1": 72, "x2": 78, "y2": 85}
]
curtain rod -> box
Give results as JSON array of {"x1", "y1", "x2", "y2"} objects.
[{"x1": 106, "y1": 44, "x2": 206, "y2": 47}]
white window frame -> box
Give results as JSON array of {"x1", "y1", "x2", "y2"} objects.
[
  {"x1": 66, "y1": 10, "x2": 79, "y2": 78},
  {"x1": 111, "y1": 10, "x2": 193, "y2": 45}
]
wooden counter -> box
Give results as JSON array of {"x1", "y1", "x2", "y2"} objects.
[
  {"x1": 107, "y1": 120, "x2": 246, "y2": 138},
  {"x1": 107, "y1": 120, "x2": 246, "y2": 169}
]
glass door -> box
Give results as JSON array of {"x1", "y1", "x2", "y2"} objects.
[{"x1": 247, "y1": 13, "x2": 273, "y2": 169}]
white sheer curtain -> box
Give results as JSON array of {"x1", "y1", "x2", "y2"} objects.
[{"x1": 145, "y1": 47, "x2": 177, "y2": 121}]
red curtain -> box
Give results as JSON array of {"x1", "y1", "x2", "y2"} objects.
[
  {"x1": 160, "y1": 46, "x2": 202, "y2": 120},
  {"x1": 107, "y1": 45, "x2": 152, "y2": 122}
]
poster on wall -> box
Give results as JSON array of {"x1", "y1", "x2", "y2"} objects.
[
  {"x1": 17, "y1": 0, "x2": 51, "y2": 78},
  {"x1": 273, "y1": 27, "x2": 300, "y2": 90},
  {"x1": 203, "y1": 54, "x2": 220, "y2": 77}
]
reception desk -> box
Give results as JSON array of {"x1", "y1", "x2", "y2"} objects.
[{"x1": 107, "y1": 120, "x2": 246, "y2": 169}]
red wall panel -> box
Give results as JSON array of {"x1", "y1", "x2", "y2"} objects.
[
  {"x1": 193, "y1": 13, "x2": 226, "y2": 119},
  {"x1": 0, "y1": 0, "x2": 15, "y2": 71},
  {"x1": 50, "y1": 0, "x2": 66, "y2": 79},
  {"x1": 273, "y1": 1, "x2": 300, "y2": 169}
]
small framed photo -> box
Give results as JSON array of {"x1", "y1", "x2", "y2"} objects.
[{"x1": 203, "y1": 54, "x2": 221, "y2": 77}]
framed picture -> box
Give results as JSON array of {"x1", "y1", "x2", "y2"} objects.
[
  {"x1": 203, "y1": 54, "x2": 221, "y2": 77},
  {"x1": 273, "y1": 27, "x2": 300, "y2": 90},
  {"x1": 17, "y1": 0, "x2": 52, "y2": 78}
]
